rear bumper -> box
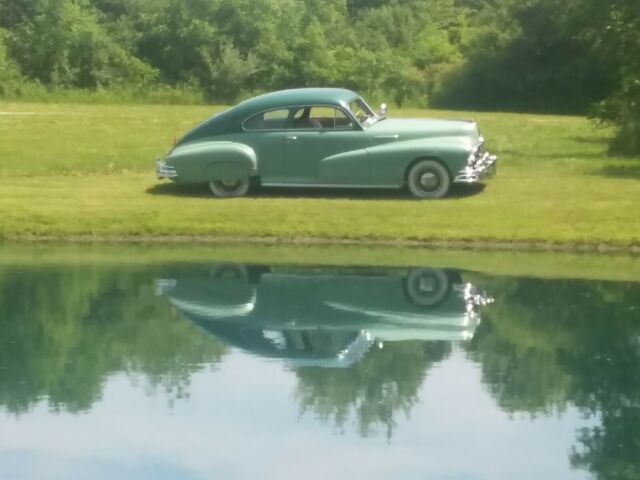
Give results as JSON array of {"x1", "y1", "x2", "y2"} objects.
[
  {"x1": 156, "y1": 158, "x2": 178, "y2": 179},
  {"x1": 454, "y1": 147, "x2": 497, "y2": 184}
]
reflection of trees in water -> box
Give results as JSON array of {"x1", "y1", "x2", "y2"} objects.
[
  {"x1": 468, "y1": 277, "x2": 640, "y2": 480},
  {"x1": 2, "y1": 261, "x2": 639, "y2": 478},
  {"x1": 0, "y1": 265, "x2": 226, "y2": 414},
  {"x1": 466, "y1": 278, "x2": 576, "y2": 414},
  {"x1": 565, "y1": 282, "x2": 640, "y2": 480},
  {"x1": 295, "y1": 340, "x2": 450, "y2": 439},
  {"x1": 571, "y1": 407, "x2": 640, "y2": 480}
]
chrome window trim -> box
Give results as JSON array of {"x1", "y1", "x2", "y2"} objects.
[
  {"x1": 242, "y1": 107, "x2": 295, "y2": 132},
  {"x1": 346, "y1": 97, "x2": 378, "y2": 127},
  {"x1": 242, "y1": 104, "x2": 363, "y2": 132}
]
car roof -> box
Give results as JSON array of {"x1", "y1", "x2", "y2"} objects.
[
  {"x1": 235, "y1": 88, "x2": 360, "y2": 114},
  {"x1": 176, "y1": 88, "x2": 361, "y2": 145}
]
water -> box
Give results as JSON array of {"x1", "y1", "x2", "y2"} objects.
[{"x1": 1, "y1": 255, "x2": 639, "y2": 479}]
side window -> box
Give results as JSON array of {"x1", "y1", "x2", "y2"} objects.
[
  {"x1": 244, "y1": 109, "x2": 290, "y2": 130},
  {"x1": 291, "y1": 106, "x2": 354, "y2": 129}
]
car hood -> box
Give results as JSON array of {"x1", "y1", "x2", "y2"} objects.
[{"x1": 367, "y1": 118, "x2": 480, "y2": 141}]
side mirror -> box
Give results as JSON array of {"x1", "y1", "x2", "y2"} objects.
[{"x1": 379, "y1": 103, "x2": 388, "y2": 116}]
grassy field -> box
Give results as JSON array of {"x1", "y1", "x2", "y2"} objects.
[{"x1": 1, "y1": 102, "x2": 639, "y2": 249}]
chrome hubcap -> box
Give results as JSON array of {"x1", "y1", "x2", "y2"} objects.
[
  {"x1": 218, "y1": 180, "x2": 240, "y2": 191},
  {"x1": 419, "y1": 172, "x2": 438, "y2": 190},
  {"x1": 418, "y1": 276, "x2": 437, "y2": 293}
]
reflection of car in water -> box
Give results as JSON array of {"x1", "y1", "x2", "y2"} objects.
[{"x1": 157, "y1": 264, "x2": 493, "y2": 368}]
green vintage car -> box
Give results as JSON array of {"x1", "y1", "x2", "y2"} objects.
[
  {"x1": 156, "y1": 264, "x2": 494, "y2": 368},
  {"x1": 156, "y1": 88, "x2": 496, "y2": 198}
]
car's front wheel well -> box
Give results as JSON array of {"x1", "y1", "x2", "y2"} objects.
[{"x1": 404, "y1": 156, "x2": 452, "y2": 184}]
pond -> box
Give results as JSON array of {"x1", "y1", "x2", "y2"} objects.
[{"x1": 1, "y1": 246, "x2": 639, "y2": 479}]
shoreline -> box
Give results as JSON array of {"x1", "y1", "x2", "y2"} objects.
[
  {"x1": 2, "y1": 238, "x2": 640, "y2": 283},
  {"x1": 3, "y1": 233, "x2": 639, "y2": 255}
]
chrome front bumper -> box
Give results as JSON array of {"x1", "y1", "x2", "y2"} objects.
[
  {"x1": 454, "y1": 143, "x2": 497, "y2": 183},
  {"x1": 156, "y1": 158, "x2": 178, "y2": 179},
  {"x1": 155, "y1": 278, "x2": 177, "y2": 296},
  {"x1": 453, "y1": 283, "x2": 494, "y2": 338}
]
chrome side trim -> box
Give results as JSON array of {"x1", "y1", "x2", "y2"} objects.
[
  {"x1": 168, "y1": 293, "x2": 257, "y2": 319},
  {"x1": 261, "y1": 182, "x2": 400, "y2": 189},
  {"x1": 374, "y1": 134, "x2": 399, "y2": 139}
]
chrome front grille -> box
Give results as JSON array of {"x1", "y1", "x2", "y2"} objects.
[{"x1": 455, "y1": 140, "x2": 497, "y2": 183}]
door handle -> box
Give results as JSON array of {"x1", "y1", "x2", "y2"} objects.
[{"x1": 285, "y1": 135, "x2": 298, "y2": 141}]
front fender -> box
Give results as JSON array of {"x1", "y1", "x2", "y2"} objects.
[
  {"x1": 318, "y1": 149, "x2": 371, "y2": 185},
  {"x1": 365, "y1": 137, "x2": 472, "y2": 184},
  {"x1": 167, "y1": 141, "x2": 257, "y2": 183}
]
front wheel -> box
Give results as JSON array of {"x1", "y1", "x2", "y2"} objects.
[
  {"x1": 209, "y1": 178, "x2": 250, "y2": 198},
  {"x1": 407, "y1": 160, "x2": 451, "y2": 199},
  {"x1": 403, "y1": 268, "x2": 451, "y2": 307}
]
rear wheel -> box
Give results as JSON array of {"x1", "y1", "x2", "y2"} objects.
[
  {"x1": 210, "y1": 263, "x2": 248, "y2": 281},
  {"x1": 407, "y1": 160, "x2": 451, "y2": 199},
  {"x1": 209, "y1": 178, "x2": 249, "y2": 197}
]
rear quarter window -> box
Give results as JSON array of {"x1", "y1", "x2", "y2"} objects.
[{"x1": 244, "y1": 109, "x2": 290, "y2": 131}]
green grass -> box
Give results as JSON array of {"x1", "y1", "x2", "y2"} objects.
[
  {"x1": 1, "y1": 84, "x2": 206, "y2": 106},
  {"x1": 1, "y1": 102, "x2": 639, "y2": 248}
]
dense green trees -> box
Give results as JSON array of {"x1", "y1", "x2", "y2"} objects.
[
  {"x1": 573, "y1": 0, "x2": 640, "y2": 154},
  {"x1": 433, "y1": 0, "x2": 615, "y2": 114},
  {"x1": 0, "y1": 0, "x2": 466, "y2": 104},
  {"x1": 2, "y1": 0, "x2": 154, "y2": 89},
  {"x1": 0, "y1": 28, "x2": 22, "y2": 96},
  {"x1": 0, "y1": 0, "x2": 638, "y2": 152}
]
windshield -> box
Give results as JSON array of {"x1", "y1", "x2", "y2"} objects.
[{"x1": 347, "y1": 97, "x2": 378, "y2": 127}]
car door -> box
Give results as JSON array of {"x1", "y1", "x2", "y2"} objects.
[
  {"x1": 283, "y1": 106, "x2": 367, "y2": 185},
  {"x1": 242, "y1": 108, "x2": 291, "y2": 183}
]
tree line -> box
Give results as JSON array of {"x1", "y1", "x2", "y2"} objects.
[{"x1": 0, "y1": 0, "x2": 638, "y2": 152}]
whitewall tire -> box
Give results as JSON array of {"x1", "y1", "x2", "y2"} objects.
[
  {"x1": 209, "y1": 178, "x2": 250, "y2": 197},
  {"x1": 407, "y1": 160, "x2": 451, "y2": 199}
]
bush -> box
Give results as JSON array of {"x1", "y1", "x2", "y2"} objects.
[{"x1": 597, "y1": 77, "x2": 640, "y2": 155}]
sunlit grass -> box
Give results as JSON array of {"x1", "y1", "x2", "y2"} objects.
[{"x1": 1, "y1": 102, "x2": 639, "y2": 248}]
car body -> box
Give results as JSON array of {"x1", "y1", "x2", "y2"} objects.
[
  {"x1": 155, "y1": 88, "x2": 497, "y2": 198},
  {"x1": 156, "y1": 264, "x2": 494, "y2": 368}
]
